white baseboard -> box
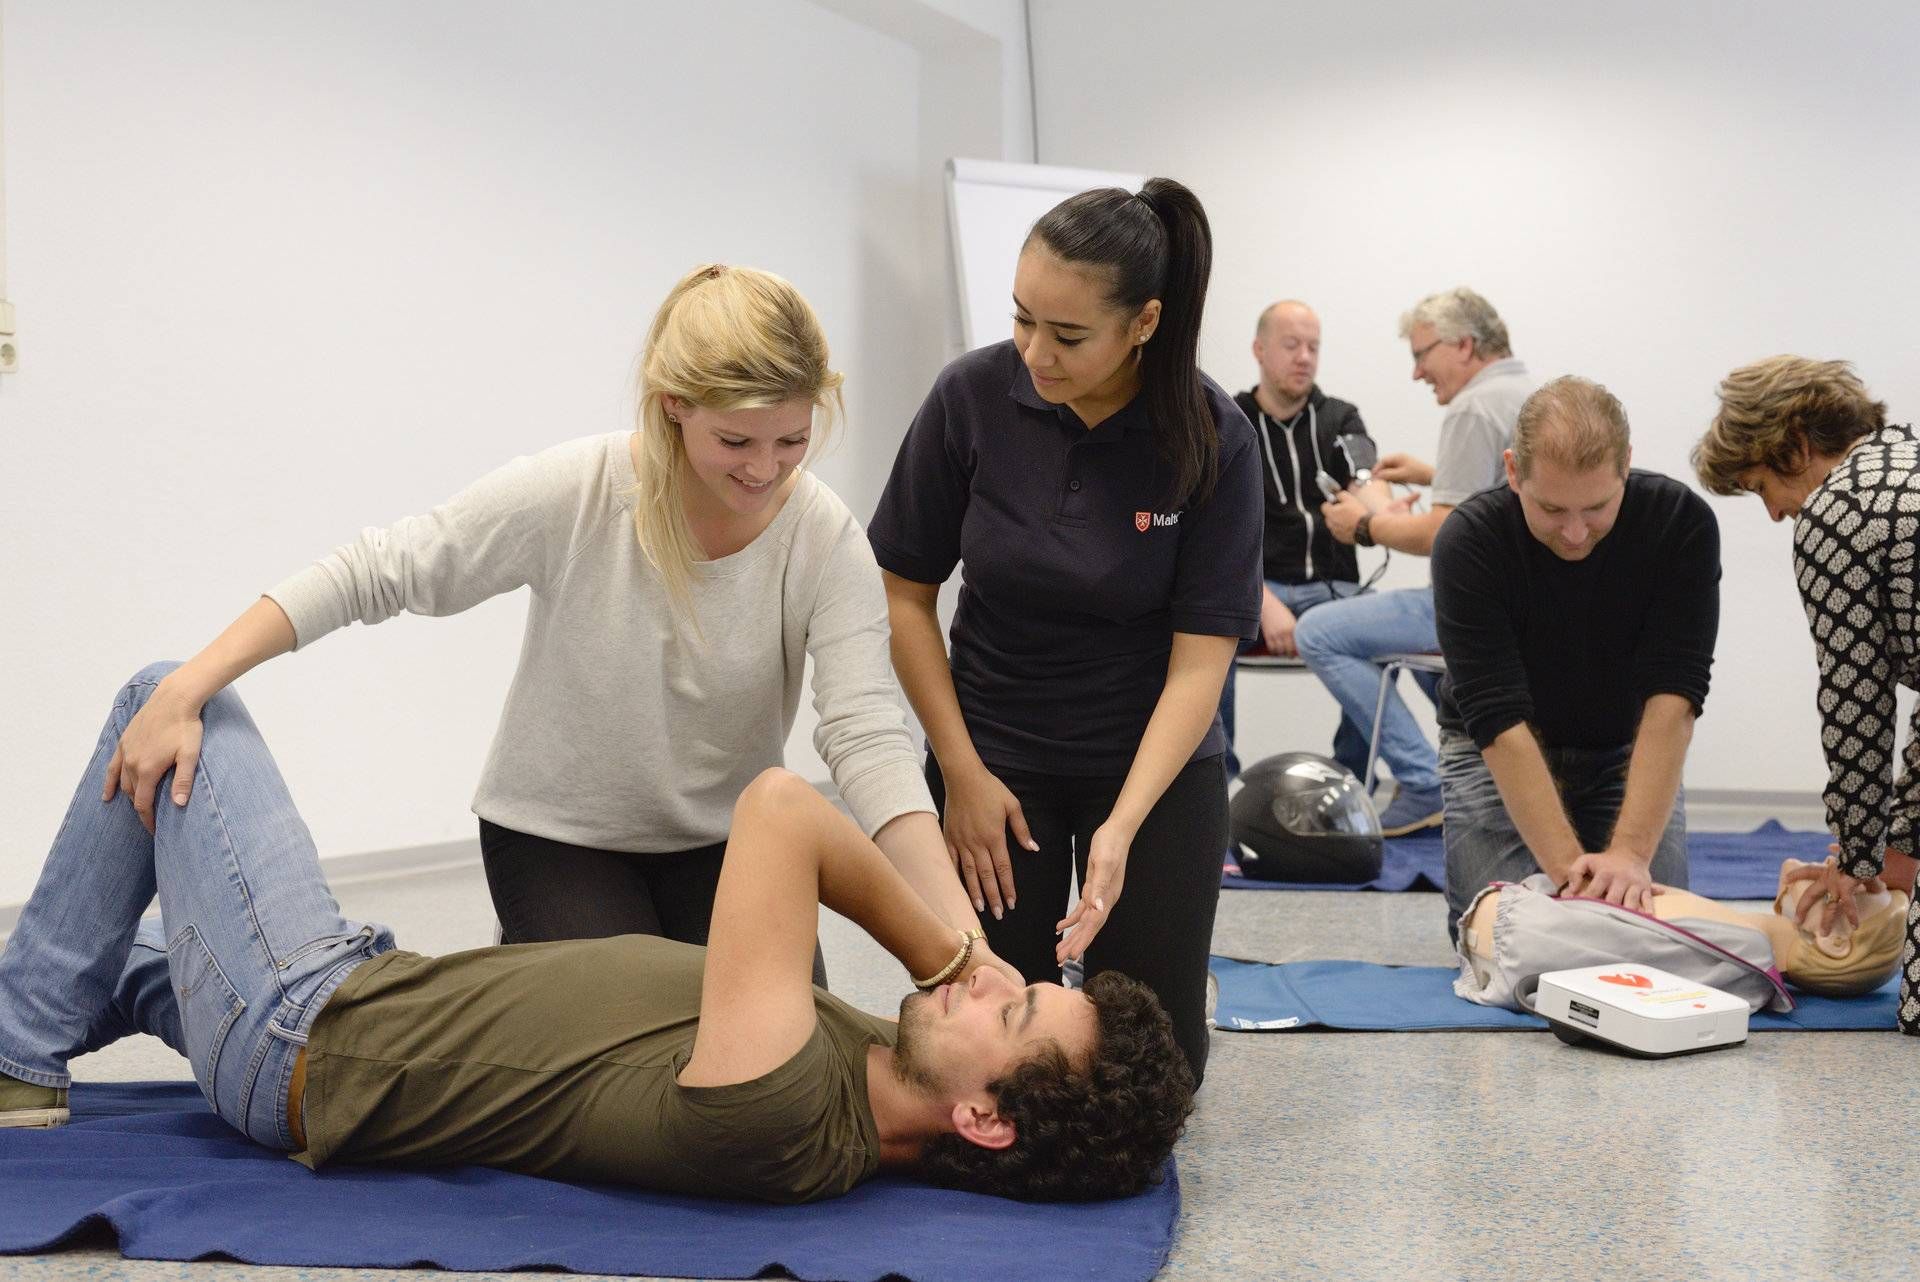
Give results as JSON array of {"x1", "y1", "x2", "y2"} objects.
[{"x1": 0, "y1": 838, "x2": 483, "y2": 938}]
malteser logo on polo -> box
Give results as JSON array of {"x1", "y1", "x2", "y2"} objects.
[{"x1": 1133, "y1": 511, "x2": 1180, "y2": 532}]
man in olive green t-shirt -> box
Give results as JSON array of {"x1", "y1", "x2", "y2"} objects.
[{"x1": 0, "y1": 667, "x2": 1192, "y2": 1204}]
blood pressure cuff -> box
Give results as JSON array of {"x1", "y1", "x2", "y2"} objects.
[{"x1": 1453, "y1": 875, "x2": 1795, "y2": 1015}]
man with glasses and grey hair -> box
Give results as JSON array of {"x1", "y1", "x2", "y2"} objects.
[{"x1": 1295, "y1": 287, "x2": 1533, "y2": 835}]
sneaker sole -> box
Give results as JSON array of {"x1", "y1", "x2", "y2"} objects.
[
  {"x1": 0, "y1": 1107, "x2": 68, "y2": 1128},
  {"x1": 1380, "y1": 810, "x2": 1443, "y2": 838}
]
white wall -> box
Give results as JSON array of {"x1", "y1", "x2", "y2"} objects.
[
  {"x1": 15, "y1": 0, "x2": 1899, "y2": 908},
  {"x1": 0, "y1": 0, "x2": 1026, "y2": 907},
  {"x1": 1032, "y1": 0, "x2": 1920, "y2": 797}
]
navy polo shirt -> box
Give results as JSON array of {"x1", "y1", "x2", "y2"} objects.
[{"x1": 868, "y1": 340, "x2": 1262, "y2": 777}]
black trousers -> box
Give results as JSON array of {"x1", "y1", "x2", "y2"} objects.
[
  {"x1": 926, "y1": 753, "x2": 1226, "y2": 1085},
  {"x1": 479, "y1": 819, "x2": 828, "y2": 988}
]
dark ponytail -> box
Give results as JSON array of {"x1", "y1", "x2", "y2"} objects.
[{"x1": 1027, "y1": 177, "x2": 1217, "y2": 506}]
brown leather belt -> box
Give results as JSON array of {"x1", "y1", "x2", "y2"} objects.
[{"x1": 287, "y1": 1046, "x2": 309, "y2": 1150}]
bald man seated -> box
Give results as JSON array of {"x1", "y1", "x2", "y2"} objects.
[
  {"x1": 0, "y1": 664, "x2": 1192, "y2": 1203},
  {"x1": 1218, "y1": 299, "x2": 1377, "y2": 780},
  {"x1": 1429, "y1": 377, "x2": 1721, "y2": 939}
]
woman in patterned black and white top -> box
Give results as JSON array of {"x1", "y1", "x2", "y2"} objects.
[{"x1": 1693, "y1": 355, "x2": 1920, "y2": 1033}]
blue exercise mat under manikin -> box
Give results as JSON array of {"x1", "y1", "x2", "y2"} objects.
[
  {"x1": 1223, "y1": 820, "x2": 1830, "y2": 899},
  {"x1": 0, "y1": 1082, "x2": 1177, "y2": 1282},
  {"x1": 1208, "y1": 956, "x2": 1901, "y2": 1032}
]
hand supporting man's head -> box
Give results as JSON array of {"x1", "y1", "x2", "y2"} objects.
[
  {"x1": 1504, "y1": 376, "x2": 1632, "y2": 562},
  {"x1": 904, "y1": 969, "x2": 1193, "y2": 1202}
]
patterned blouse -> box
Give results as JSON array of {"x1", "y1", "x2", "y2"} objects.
[{"x1": 1792, "y1": 423, "x2": 1920, "y2": 879}]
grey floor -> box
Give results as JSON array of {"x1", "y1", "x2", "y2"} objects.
[{"x1": 8, "y1": 817, "x2": 1919, "y2": 1282}]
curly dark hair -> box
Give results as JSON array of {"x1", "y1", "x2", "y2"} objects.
[{"x1": 916, "y1": 971, "x2": 1195, "y2": 1201}]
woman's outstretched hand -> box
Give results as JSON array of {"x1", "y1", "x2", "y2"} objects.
[
  {"x1": 1055, "y1": 819, "x2": 1133, "y2": 965},
  {"x1": 103, "y1": 678, "x2": 205, "y2": 834}
]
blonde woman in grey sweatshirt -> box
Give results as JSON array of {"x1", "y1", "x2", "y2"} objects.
[{"x1": 104, "y1": 264, "x2": 1000, "y2": 979}]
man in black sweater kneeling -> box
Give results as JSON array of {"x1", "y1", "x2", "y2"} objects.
[{"x1": 1431, "y1": 376, "x2": 1721, "y2": 938}]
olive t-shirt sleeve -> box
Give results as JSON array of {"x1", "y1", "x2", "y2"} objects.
[{"x1": 657, "y1": 1020, "x2": 880, "y2": 1204}]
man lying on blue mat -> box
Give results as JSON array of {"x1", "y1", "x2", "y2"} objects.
[{"x1": 0, "y1": 664, "x2": 1193, "y2": 1203}]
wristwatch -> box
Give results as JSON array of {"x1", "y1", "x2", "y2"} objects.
[{"x1": 1354, "y1": 514, "x2": 1376, "y2": 548}]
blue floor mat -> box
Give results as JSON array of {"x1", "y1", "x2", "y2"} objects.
[
  {"x1": 1208, "y1": 956, "x2": 1900, "y2": 1032},
  {"x1": 0, "y1": 1082, "x2": 1178, "y2": 1282},
  {"x1": 1223, "y1": 820, "x2": 1831, "y2": 899}
]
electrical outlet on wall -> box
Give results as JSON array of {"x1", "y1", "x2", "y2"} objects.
[{"x1": 0, "y1": 301, "x2": 16, "y2": 374}]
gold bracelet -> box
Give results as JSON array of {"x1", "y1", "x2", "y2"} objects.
[{"x1": 913, "y1": 928, "x2": 985, "y2": 990}]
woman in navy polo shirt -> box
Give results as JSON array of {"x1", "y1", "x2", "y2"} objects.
[{"x1": 869, "y1": 179, "x2": 1262, "y2": 1081}]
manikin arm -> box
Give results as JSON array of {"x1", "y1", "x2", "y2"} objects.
[{"x1": 677, "y1": 769, "x2": 968, "y2": 1089}]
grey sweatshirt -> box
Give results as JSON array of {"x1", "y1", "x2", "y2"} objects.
[{"x1": 266, "y1": 432, "x2": 933, "y2": 851}]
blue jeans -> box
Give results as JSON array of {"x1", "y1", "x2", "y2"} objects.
[
  {"x1": 1221, "y1": 579, "x2": 1371, "y2": 779},
  {"x1": 1291, "y1": 586, "x2": 1441, "y2": 792},
  {"x1": 1438, "y1": 730, "x2": 1689, "y2": 937},
  {"x1": 0, "y1": 663, "x2": 393, "y2": 1148}
]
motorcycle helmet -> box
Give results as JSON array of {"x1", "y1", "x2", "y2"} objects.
[{"x1": 1230, "y1": 752, "x2": 1383, "y2": 883}]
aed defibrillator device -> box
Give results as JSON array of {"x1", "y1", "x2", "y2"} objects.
[{"x1": 1533, "y1": 963, "x2": 1750, "y2": 1058}]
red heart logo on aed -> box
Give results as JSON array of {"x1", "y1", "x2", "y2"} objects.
[{"x1": 1597, "y1": 972, "x2": 1653, "y2": 989}]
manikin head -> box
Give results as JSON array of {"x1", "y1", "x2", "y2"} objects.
[
  {"x1": 1504, "y1": 376, "x2": 1632, "y2": 562},
  {"x1": 1690, "y1": 355, "x2": 1887, "y2": 522},
  {"x1": 1252, "y1": 300, "x2": 1321, "y2": 407},
  {"x1": 896, "y1": 968, "x2": 1194, "y2": 1201},
  {"x1": 1772, "y1": 859, "x2": 1911, "y2": 996},
  {"x1": 1399, "y1": 286, "x2": 1511, "y2": 406}
]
